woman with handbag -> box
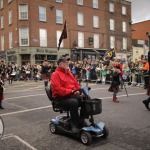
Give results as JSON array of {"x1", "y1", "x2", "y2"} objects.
[{"x1": 108, "y1": 66, "x2": 120, "y2": 103}]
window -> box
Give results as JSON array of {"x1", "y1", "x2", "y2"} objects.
[
  {"x1": 8, "y1": 10, "x2": 12, "y2": 25},
  {"x1": 77, "y1": 13, "x2": 84, "y2": 26},
  {"x1": 93, "y1": 0, "x2": 98, "y2": 9},
  {"x1": 77, "y1": 0, "x2": 83, "y2": 5},
  {"x1": 123, "y1": 37, "x2": 127, "y2": 50},
  {"x1": 122, "y1": 6, "x2": 126, "y2": 15},
  {"x1": 19, "y1": 4, "x2": 28, "y2": 20},
  {"x1": 39, "y1": 6, "x2": 46, "y2": 22},
  {"x1": 9, "y1": 32, "x2": 12, "y2": 48},
  {"x1": 110, "y1": 19, "x2": 114, "y2": 31},
  {"x1": 8, "y1": 0, "x2": 11, "y2": 3},
  {"x1": 56, "y1": 9, "x2": 63, "y2": 24},
  {"x1": 0, "y1": 0, "x2": 3, "y2": 9},
  {"x1": 110, "y1": 36, "x2": 115, "y2": 49},
  {"x1": 57, "y1": 30, "x2": 64, "y2": 48},
  {"x1": 93, "y1": 16, "x2": 99, "y2": 28},
  {"x1": 56, "y1": 0, "x2": 62, "y2": 2},
  {"x1": 78, "y1": 32, "x2": 84, "y2": 47},
  {"x1": 122, "y1": 21, "x2": 127, "y2": 32},
  {"x1": 1, "y1": 15, "x2": 4, "y2": 29},
  {"x1": 94, "y1": 34, "x2": 99, "y2": 48},
  {"x1": 1, "y1": 34, "x2": 4, "y2": 50},
  {"x1": 39, "y1": 29, "x2": 47, "y2": 47},
  {"x1": 19, "y1": 28, "x2": 29, "y2": 46},
  {"x1": 109, "y1": 3, "x2": 114, "y2": 12}
]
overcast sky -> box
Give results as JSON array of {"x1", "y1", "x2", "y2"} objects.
[{"x1": 128, "y1": 0, "x2": 150, "y2": 23}]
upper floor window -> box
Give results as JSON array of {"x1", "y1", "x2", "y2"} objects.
[
  {"x1": 122, "y1": 6, "x2": 126, "y2": 15},
  {"x1": 77, "y1": 0, "x2": 83, "y2": 5},
  {"x1": 57, "y1": 30, "x2": 64, "y2": 48},
  {"x1": 1, "y1": 15, "x2": 4, "y2": 29},
  {"x1": 39, "y1": 29, "x2": 47, "y2": 47},
  {"x1": 39, "y1": 6, "x2": 46, "y2": 22},
  {"x1": 77, "y1": 12, "x2": 84, "y2": 26},
  {"x1": 78, "y1": 32, "x2": 84, "y2": 47},
  {"x1": 109, "y1": 3, "x2": 114, "y2": 12},
  {"x1": 122, "y1": 21, "x2": 127, "y2": 32},
  {"x1": 56, "y1": 0, "x2": 62, "y2": 3},
  {"x1": 1, "y1": 34, "x2": 4, "y2": 50},
  {"x1": 93, "y1": 0, "x2": 98, "y2": 9},
  {"x1": 94, "y1": 34, "x2": 99, "y2": 48},
  {"x1": 9, "y1": 31, "x2": 12, "y2": 48},
  {"x1": 56, "y1": 9, "x2": 63, "y2": 24},
  {"x1": 123, "y1": 37, "x2": 127, "y2": 50},
  {"x1": 110, "y1": 19, "x2": 114, "y2": 31},
  {"x1": 93, "y1": 16, "x2": 99, "y2": 28},
  {"x1": 8, "y1": 0, "x2": 12, "y2": 3},
  {"x1": 110, "y1": 36, "x2": 115, "y2": 49},
  {"x1": 19, "y1": 28, "x2": 29, "y2": 46},
  {"x1": 19, "y1": 4, "x2": 28, "y2": 20},
  {"x1": 8, "y1": 10, "x2": 12, "y2": 25},
  {"x1": 0, "y1": 0, "x2": 3, "y2": 9}
]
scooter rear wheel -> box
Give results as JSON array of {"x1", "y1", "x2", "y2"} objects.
[
  {"x1": 80, "y1": 131, "x2": 92, "y2": 145},
  {"x1": 49, "y1": 123, "x2": 58, "y2": 134}
]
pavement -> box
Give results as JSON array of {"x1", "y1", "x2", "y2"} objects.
[{"x1": 0, "y1": 80, "x2": 150, "y2": 150}]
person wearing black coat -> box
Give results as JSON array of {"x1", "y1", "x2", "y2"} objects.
[{"x1": 108, "y1": 66, "x2": 120, "y2": 103}]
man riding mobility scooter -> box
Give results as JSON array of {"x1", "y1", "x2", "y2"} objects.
[{"x1": 45, "y1": 85, "x2": 109, "y2": 145}]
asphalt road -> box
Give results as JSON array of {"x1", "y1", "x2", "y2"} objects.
[{"x1": 0, "y1": 80, "x2": 150, "y2": 150}]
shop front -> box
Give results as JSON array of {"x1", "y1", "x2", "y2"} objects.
[{"x1": 71, "y1": 48, "x2": 107, "y2": 62}]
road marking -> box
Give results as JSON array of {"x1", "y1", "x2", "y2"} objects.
[
  {"x1": 2, "y1": 134, "x2": 37, "y2": 150},
  {"x1": 5, "y1": 94, "x2": 45, "y2": 100},
  {"x1": 98, "y1": 92, "x2": 146, "y2": 99},
  {"x1": 0, "y1": 92, "x2": 146, "y2": 117},
  {"x1": 0, "y1": 106, "x2": 52, "y2": 117}
]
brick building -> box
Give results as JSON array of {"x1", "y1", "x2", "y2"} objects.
[
  {"x1": 132, "y1": 20, "x2": 150, "y2": 62},
  {"x1": 0, "y1": 0, "x2": 132, "y2": 65}
]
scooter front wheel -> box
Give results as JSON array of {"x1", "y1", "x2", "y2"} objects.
[
  {"x1": 102, "y1": 126, "x2": 109, "y2": 138},
  {"x1": 80, "y1": 131, "x2": 92, "y2": 146},
  {"x1": 49, "y1": 123, "x2": 58, "y2": 134}
]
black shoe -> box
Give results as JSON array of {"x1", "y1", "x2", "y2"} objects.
[
  {"x1": 0, "y1": 106, "x2": 4, "y2": 109},
  {"x1": 143, "y1": 100, "x2": 150, "y2": 111}
]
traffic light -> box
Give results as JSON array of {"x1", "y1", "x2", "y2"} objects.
[{"x1": 89, "y1": 37, "x2": 93, "y2": 45}]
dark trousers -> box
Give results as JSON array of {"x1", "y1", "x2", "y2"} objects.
[
  {"x1": 0, "y1": 100, "x2": 2, "y2": 106},
  {"x1": 58, "y1": 97, "x2": 81, "y2": 126},
  {"x1": 145, "y1": 97, "x2": 150, "y2": 103},
  {"x1": 144, "y1": 76, "x2": 149, "y2": 88}
]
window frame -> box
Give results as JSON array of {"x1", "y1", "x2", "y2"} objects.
[
  {"x1": 56, "y1": 0, "x2": 62, "y2": 3},
  {"x1": 19, "y1": 4, "x2": 28, "y2": 20},
  {"x1": 94, "y1": 34, "x2": 99, "y2": 48},
  {"x1": 8, "y1": 9, "x2": 12, "y2": 25},
  {"x1": 9, "y1": 31, "x2": 12, "y2": 48},
  {"x1": 39, "y1": 29, "x2": 47, "y2": 47},
  {"x1": 93, "y1": 0, "x2": 98, "y2": 9},
  {"x1": 122, "y1": 21, "x2": 127, "y2": 32},
  {"x1": 57, "y1": 30, "x2": 64, "y2": 48},
  {"x1": 77, "y1": 12, "x2": 84, "y2": 26},
  {"x1": 110, "y1": 36, "x2": 115, "y2": 49},
  {"x1": 110, "y1": 19, "x2": 115, "y2": 31},
  {"x1": 123, "y1": 37, "x2": 127, "y2": 50},
  {"x1": 0, "y1": 0, "x2": 3, "y2": 9},
  {"x1": 93, "y1": 16, "x2": 99, "y2": 28},
  {"x1": 109, "y1": 3, "x2": 114, "y2": 13},
  {"x1": 122, "y1": 6, "x2": 126, "y2": 15},
  {"x1": 1, "y1": 15, "x2": 4, "y2": 29},
  {"x1": 77, "y1": 0, "x2": 83, "y2": 6},
  {"x1": 1, "y1": 34, "x2": 4, "y2": 50},
  {"x1": 78, "y1": 32, "x2": 84, "y2": 47},
  {"x1": 39, "y1": 6, "x2": 46, "y2": 22},
  {"x1": 19, "y1": 28, "x2": 29, "y2": 46},
  {"x1": 56, "y1": 9, "x2": 63, "y2": 24}
]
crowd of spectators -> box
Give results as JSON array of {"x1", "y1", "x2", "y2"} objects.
[{"x1": 0, "y1": 57, "x2": 149, "y2": 88}]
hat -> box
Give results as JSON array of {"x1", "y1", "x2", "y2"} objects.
[
  {"x1": 114, "y1": 66, "x2": 120, "y2": 69},
  {"x1": 57, "y1": 55, "x2": 70, "y2": 64}
]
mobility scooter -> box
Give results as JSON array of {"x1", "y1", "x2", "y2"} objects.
[{"x1": 45, "y1": 85, "x2": 109, "y2": 145}]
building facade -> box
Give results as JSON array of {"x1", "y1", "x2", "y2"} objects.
[
  {"x1": 132, "y1": 20, "x2": 150, "y2": 62},
  {"x1": 0, "y1": 0, "x2": 132, "y2": 65}
]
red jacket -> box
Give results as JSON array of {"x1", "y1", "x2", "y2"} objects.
[{"x1": 51, "y1": 68, "x2": 81, "y2": 99}]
